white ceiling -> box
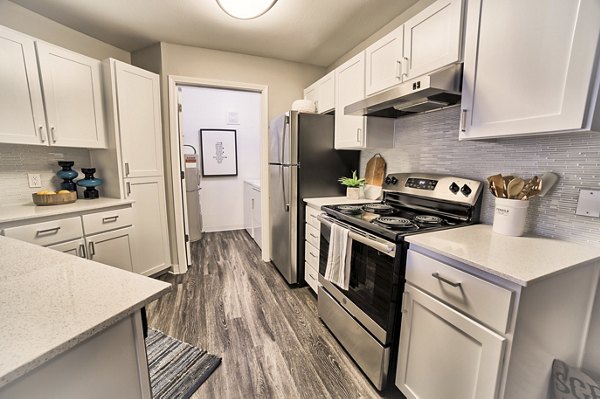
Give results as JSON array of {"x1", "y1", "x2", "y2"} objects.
[{"x1": 9, "y1": 0, "x2": 419, "y2": 67}]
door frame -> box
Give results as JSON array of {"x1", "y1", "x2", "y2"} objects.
[{"x1": 167, "y1": 75, "x2": 270, "y2": 274}]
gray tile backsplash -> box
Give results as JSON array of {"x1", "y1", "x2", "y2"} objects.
[
  {"x1": 0, "y1": 144, "x2": 91, "y2": 205},
  {"x1": 361, "y1": 106, "x2": 600, "y2": 246}
]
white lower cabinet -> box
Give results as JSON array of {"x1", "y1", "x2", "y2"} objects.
[
  {"x1": 303, "y1": 205, "x2": 322, "y2": 294},
  {"x1": 86, "y1": 228, "x2": 133, "y2": 272},
  {"x1": 243, "y1": 181, "x2": 262, "y2": 249},
  {"x1": 397, "y1": 246, "x2": 600, "y2": 399},
  {"x1": 48, "y1": 238, "x2": 86, "y2": 258},
  {"x1": 1, "y1": 205, "x2": 135, "y2": 273},
  {"x1": 126, "y1": 177, "x2": 170, "y2": 276},
  {"x1": 396, "y1": 284, "x2": 505, "y2": 399}
]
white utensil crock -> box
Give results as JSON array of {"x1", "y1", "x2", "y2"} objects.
[{"x1": 493, "y1": 197, "x2": 529, "y2": 236}]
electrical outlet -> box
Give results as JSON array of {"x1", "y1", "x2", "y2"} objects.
[{"x1": 27, "y1": 173, "x2": 42, "y2": 188}]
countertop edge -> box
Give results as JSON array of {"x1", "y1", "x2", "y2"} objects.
[{"x1": 0, "y1": 283, "x2": 171, "y2": 389}]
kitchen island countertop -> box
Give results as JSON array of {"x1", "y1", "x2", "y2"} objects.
[
  {"x1": 0, "y1": 235, "x2": 171, "y2": 388},
  {"x1": 406, "y1": 224, "x2": 600, "y2": 286}
]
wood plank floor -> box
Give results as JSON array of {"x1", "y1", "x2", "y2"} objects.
[{"x1": 146, "y1": 230, "x2": 405, "y2": 398}]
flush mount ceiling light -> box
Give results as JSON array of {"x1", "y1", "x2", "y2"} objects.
[{"x1": 216, "y1": 0, "x2": 278, "y2": 19}]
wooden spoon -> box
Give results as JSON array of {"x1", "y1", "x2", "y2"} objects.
[{"x1": 507, "y1": 178, "x2": 525, "y2": 199}]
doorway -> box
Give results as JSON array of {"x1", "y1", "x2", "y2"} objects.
[{"x1": 167, "y1": 76, "x2": 270, "y2": 274}]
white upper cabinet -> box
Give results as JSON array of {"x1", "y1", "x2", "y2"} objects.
[
  {"x1": 460, "y1": 0, "x2": 600, "y2": 140},
  {"x1": 0, "y1": 25, "x2": 107, "y2": 149},
  {"x1": 0, "y1": 26, "x2": 48, "y2": 145},
  {"x1": 335, "y1": 52, "x2": 367, "y2": 148},
  {"x1": 114, "y1": 61, "x2": 163, "y2": 177},
  {"x1": 335, "y1": 52, "x2": 394, "y2": 149},
  {"x1": 36, "y1": 42, "x2": 106, "y2": 148},
  {"x1": 403, "y1": 0, "x2": 463, "y2": 80},
  {"x1": 365, "y1": 0, "x2": 463, "y2": 96},
  {"x1": 304, "y1": 70, "x2": 335, "y2": 114},
  {"x1": 365, "y1": 25, "x2": 404, "y2": 96}
]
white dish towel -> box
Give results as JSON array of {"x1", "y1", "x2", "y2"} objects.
[{"x1": 324, "y1": 223, "x2": 352, "y2": 290}]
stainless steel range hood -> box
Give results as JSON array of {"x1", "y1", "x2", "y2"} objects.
[{"x1": 345, "y1": 64, "x2": 463, "y2": 118}]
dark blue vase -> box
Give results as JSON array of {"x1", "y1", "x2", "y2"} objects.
[
  {"x1": 57, "y1": 161, "x2": 78, "y2": 192},
  {"x1": 77, "y1": 168, "x2": 103, "y2": 199}
]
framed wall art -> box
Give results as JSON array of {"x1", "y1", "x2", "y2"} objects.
[{"x1": 199, "y1": 129, "x2": 238, "y2": 177}]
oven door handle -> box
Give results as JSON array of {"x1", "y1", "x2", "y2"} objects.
[{"x1": 318, "y1": 215, "x2": 396, "y2": 257}]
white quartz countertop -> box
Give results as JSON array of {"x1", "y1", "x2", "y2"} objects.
[
  {"x1": 406, "y1": 224, "x2": 600, "y2": 286},
  {"x1": 0, "y1": 198, "x2": 134, "y2": 224},
  {"x1": 304, "y1": 196, "x2": 379, "y2": 208},
  {"x1": 0, "y1": 236, "x2": 171, "y2": 388}
]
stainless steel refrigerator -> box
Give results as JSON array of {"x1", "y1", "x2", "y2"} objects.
[{"x1": 268, "y1": 111, "x2": 359, "y2": 284}]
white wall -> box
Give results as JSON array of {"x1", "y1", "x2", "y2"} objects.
[{"x1": 180, "y1": 86, "x2": 261, "y2": 232}]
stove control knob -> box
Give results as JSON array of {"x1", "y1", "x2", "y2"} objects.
[
  {"x1": 460, "y1": 184, "x2": 472, "y2": 197},
  {"x1": 391, "y1": 176, "x2": 398, "y2": 185},
  {"x1": 385, "y1": 176, "x2": 392, "y2": 185},
  {"x1": 449, "y1": 182, "x2": 460, "y2": 194}
]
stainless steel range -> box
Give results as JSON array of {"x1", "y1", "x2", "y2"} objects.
[{"x1": 316, "y1": 173, "x2": 483, "y2": 390}]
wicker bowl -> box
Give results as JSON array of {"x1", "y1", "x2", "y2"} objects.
[{"x1": 32, "y1": 191, "x2": 77, "y2": 206}]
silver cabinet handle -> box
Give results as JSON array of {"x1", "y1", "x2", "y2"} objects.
[
  {"x1": 314, "y1": 100, "x2": 319, "y2": 112},
  {"x1": 88, "y1": 242, "x2": 95, "y2": 259},
  {"x1": 79, "y1": 243, "x2": 86, "y2": 258},
  {"x1": 356, "y1": 128, "x2": 362, "y2": 143},
  {"x1": 432, "y1": 272, "x2": 461, "y2": 288},
  {"x1": 396, "y1": 60, "x2": 402, "y2": 79},
  {"x1": 251, "y1": 198, "x2": 254, "y2": 209},
  {"x1": 402, "y1": 56, "x2": 409, "y2": 78},
  {"x1": 124, "y1": 162, "x2": 130, "y2": 176},
  {"x1": 39, "y1": 126, "x2": 46, "y2": 143},
  {"x1": 460, "y1": 109, "x2": 468, "y2": 132},
  {"x1": 102, "y1": 216, "x2": 119, "y2": 223},
  {"x1": 36, "y1": 226, "x2": 61, "y2": 235},
  {"x1": 309, "y1": 252, "x2": 317, "y2": 258},
  {"x1": 309, "y1": 233, "x2": 318, "y2": 238},
  {"x1": 126, "y1": 182, "x2": 131, "y2": 196},
  {"x1": 50, "y1": 126, "x2": 57, "y2": 143}
]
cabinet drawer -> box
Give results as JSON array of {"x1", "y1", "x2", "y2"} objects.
[
  {"x1": 82, "y1": 207, "x2": 133, "y2": 235},
  {"x1": 305, "y1": 241, "x2": 320, "y2": 269},
  {"x1": 305, "y1": 223, "x2": 320, "y2": 250},
  {"x1": 406, "y1": 250, "x2": 513, "y2": 334},
  {"x1": 305, "y1": 206, "x2": 321, "y2": 229},
  {"x1": 305, "y1": 262, "x2": 319, "y2": 294},
  {"x1": 3, "y1": 217, "x2": 83, "y2": 246}
]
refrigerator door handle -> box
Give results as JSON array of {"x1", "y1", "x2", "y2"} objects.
[
  {"x1": 281, "y1": 116, "x2": 289, "y2": 166},
  {"x1": 281, "y1": 165, "x2": 289, "y2": 212}
]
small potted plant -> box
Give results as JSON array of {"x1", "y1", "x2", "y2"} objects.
[{"x1": 338, "y1": 170, "x2": 365, "y2": 199}]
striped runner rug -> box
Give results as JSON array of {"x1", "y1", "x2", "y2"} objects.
[{"x1": 146, "y1": 328, "x2": 221, "y2": 399}]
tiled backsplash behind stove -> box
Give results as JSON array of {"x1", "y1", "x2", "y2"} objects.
[
  {"x1": 0, "y1": 144, "x2": 91, "y2": 205},
  {"x1": 361, "y1": 106, "x2": 600, "y2": 246}
]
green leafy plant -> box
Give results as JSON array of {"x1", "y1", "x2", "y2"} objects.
[{"x1": 338, "y1": 170, "x2": 365, "y2": 188}]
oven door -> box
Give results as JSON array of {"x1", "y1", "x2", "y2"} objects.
[{"x1": 317, "y1": 215, "x2": 403, "y2": 346}]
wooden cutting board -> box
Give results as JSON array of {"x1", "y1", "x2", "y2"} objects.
[{"x1": 364, "y1": 154, "x2": 386, "y2": 186}]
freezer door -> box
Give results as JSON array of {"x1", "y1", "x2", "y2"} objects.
[
  {"x1": 269, "y1": 162, "x2": 298, "y2": 284},
  {"x1": 268, "y1": 112, "x2": 291, "y2": 165}
]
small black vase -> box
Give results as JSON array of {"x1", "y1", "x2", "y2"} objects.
[
  {"x1": 56, "y1": 161, "x2": 78, "y2": 192},
  {"x1": 77, "y1": 168, "x2": 103, "y2": 199}
]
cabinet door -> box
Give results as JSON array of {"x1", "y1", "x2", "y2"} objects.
[
  {"x1": 125, "y1": 177, "x2": 170, "y2": 276},
  {"x1": 0, "y1": 26, "x2": 48, "y2": 145},
  {"x1": 460, "y1": 0, "x2": 600, "y2": 139},
  {"x1": 396, "y1": 285, "x2": 505, "y2": 399},
  {"x1": 317, "y1": 71, "x2": 335, "y2": 114},
  {"x1": 303, "y1": 83, "x2": 318, "y2": 111},
  {"x1": 403, "y1": 0, "x2": 463, "y2": 80},
  {"x1": 36, "y1": 42, "x2": 106, "y2": 148},
  {"x1": 86, "y1": 228, "x2": 133, "y2": 272},
  {"x1": 115, "y1": 61, "x2": 163, "y2": 178},
  {"x1": 48, "y1": 238, "x2": 86, "y2": 258},
  {"x1": 335, "y1": 52, "x2": 366, "y2": 149},
  {"x1": 365, "y1": 25, "x2": 404, "y2": 96}
]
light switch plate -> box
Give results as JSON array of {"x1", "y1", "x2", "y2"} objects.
[
  {"x1": 575, "y1": 189, "x2": 600, "y2": 217},
  {"x1": 27, "y1": 173, "x2": 42, "y2": 188}
]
